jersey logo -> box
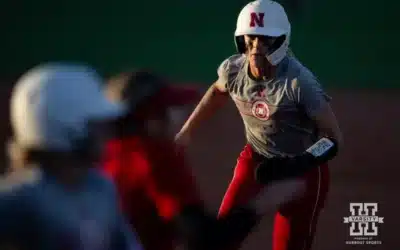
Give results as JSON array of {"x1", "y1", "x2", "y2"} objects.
[
  {"x1": 250, "y1": 12, "x2": 265, "y2": 27},
  {"x1": 251, "y1": 100, "x2": 270, "y2": 121}
]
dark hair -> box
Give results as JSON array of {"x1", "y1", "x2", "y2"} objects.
[
  {"x1": 107, "y1": 69, "x2": 167, "y2": 108},
  {"x1": 106, "y1": 69, "x2": 169, "y2": 137}
]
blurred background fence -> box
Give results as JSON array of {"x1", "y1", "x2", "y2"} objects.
[{"x1": 0, "y1": 0, "x2": 398, "y2": 87}]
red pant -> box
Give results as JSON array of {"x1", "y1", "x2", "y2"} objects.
[{"x1": 218, "y1": 144, "x2": 330, "y2": 250}]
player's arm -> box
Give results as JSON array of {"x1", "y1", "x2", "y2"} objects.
[
  {"x1": 295, "y1": 75, "x2": 343, "y2": 146},
  {"x1": 177, "y1": 80, "x2": 229, "y2": 138},
  {"x1": 311, "y1": 103, "x2": 342, "y2": 146},
  {"x1": 291, "y1": 75, "x2": 343, "y2": 167},
  {"x1": 176, "y1": 62, "x2": 230, "y2": 141}
]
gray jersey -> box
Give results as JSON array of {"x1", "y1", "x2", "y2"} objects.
[
  {"x1": 217, "y1": 54, "x2": 331, "y2": 157},
  {"x1": 0, "y1": 169, "x2": 142, "y2": 250}
]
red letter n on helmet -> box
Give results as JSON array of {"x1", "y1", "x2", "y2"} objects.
[{"x1": 250, "y1": 12, "x2": 265, "y2": 27}]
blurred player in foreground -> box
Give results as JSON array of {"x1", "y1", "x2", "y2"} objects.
[
  {"x1": 0, "y1": 63, "x2": 143, "y2": 250},
  {"x1": 101, "y1": 69, "x2": 259, "y2": 250},
  {"x1": 176, "y1": 1, "x2": 342, "y2": 250}
]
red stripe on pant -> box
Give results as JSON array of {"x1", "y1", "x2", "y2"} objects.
[{"x1": 218, "y1": 144, "x2": 330, "y2": 250}]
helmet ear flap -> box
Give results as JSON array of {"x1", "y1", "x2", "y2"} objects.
[{"x1": 235, "y1": 36, "x2": 246, "y2": 54}]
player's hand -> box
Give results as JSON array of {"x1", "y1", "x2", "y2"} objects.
[
  {"x1": 255, "y1": 137, "x2": 338, "y2": 184},
  {"x1": 174, "y1": 130, "x2": 191, "y2": 147}
]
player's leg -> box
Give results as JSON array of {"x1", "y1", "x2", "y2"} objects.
[
  {"x1": 218, "y1": 144, "x2": 305, "y2": 217},
  {"x1": 218, "y1": 144, "x2": 264, "y2": 217},
  {"x1": 218, "y1": 144, "x2": 265, "y2": 249},
  {"x1": 272, "y1": 164, "x2": 330, "y2": 250}
]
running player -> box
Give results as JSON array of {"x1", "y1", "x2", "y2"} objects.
[{"x1": 175, "y1": 1, "x2": 342, "y2": 249}]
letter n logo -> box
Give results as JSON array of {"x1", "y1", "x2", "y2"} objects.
[{"x1": 250, "y1": 12, "x2": 265, "y2": 27}]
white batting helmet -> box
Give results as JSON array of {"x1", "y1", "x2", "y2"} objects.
[
  {"x1": 10, "y1": 63, "x2": 127, "y2": 152},
  {"x1": 234, "y1": 0, "x2": 291, "y2": 65}
]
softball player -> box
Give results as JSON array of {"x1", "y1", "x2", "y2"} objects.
[
  {"x1": 176, "y1": 1, "x2": 342, "y2": 250},
  {"x1": 102, "y1": 69, "x2": 204, "y2": 250},
  {"x1": 101, "y1": 69, "x2": 261, "y2": 250},
  {"x1": 0, "y1": 63, "x2": 142, "y2": 250}
]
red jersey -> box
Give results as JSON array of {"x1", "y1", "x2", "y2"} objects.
[{"x1": 101, "y1": 136, "x2": 203, "y2": 250}]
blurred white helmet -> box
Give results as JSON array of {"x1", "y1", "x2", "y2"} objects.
[
  {"x1": 10, "y1": 63, "x2": 126, "y2": 151},
  {"x1": 234, "y1": 0, "x2": 291, "y2": 65}
]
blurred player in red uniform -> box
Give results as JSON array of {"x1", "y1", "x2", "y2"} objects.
[
  {"x1": 101, "y1": 70, "x2": 201, "y2": 250},
  {"x1": 100, "y1": 70, "x2": 258, "y2": 250}
]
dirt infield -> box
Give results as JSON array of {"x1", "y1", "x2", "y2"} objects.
[{"x1": 0, "y1": 83, "x2": 397, "y2": 249}]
